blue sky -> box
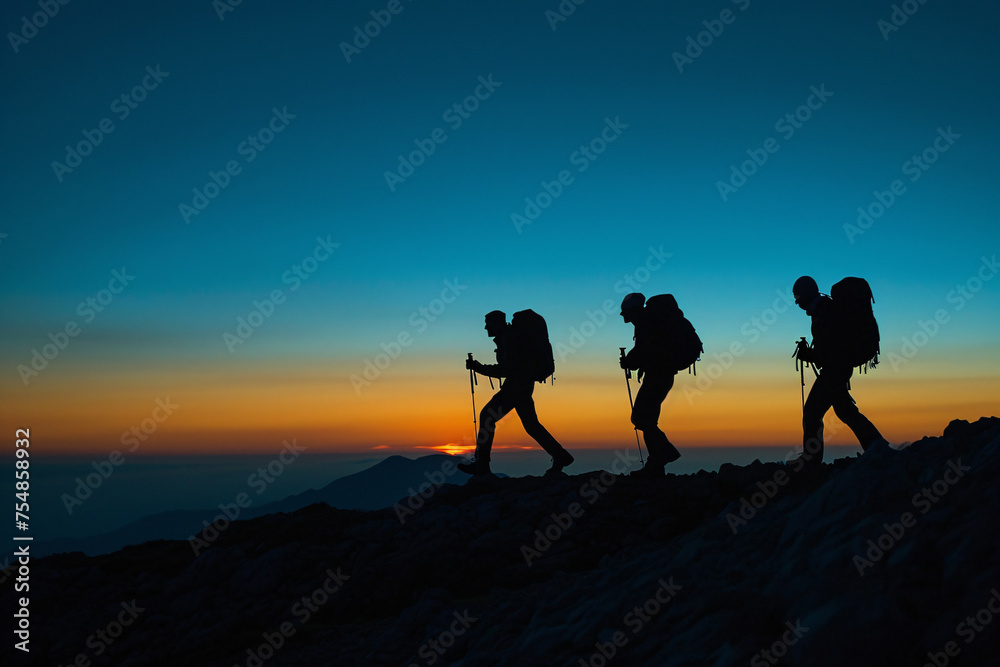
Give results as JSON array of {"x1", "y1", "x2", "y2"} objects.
[{"x1": 1, "y1": 0, "x2": 998, "y2": 452}]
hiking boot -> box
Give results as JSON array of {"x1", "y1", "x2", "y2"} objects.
[
  {"x1": 545, "y1": 452, "x2": 575, "y2": 476},
  {"x1": 457, "y1": 458, "x2": 492, "y2": 477}
]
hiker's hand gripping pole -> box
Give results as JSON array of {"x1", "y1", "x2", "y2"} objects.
[{"x1": 620, "y1": 347, "x2": 644, "y2": 465}]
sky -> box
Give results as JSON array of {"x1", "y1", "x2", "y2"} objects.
[{"x1": 2, "y1": 0, "x2": 998, "y2": 458}]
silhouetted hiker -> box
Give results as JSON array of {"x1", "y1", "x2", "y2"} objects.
[
  {"x1": 620, "y1": 293, "x2": 702, "y2": 477},
  {"x1": 792, "y1": 276, "x2": 890, "y2": 467},
  {"x1": 459, "y1": 310, "x2": 574, "y2": 477}
]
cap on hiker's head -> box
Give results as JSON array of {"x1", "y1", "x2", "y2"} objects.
[
  {"x1": 485, "y1": 310, "x2": 506, "y2": 326},
  {"x1": 620, "y1": 293, "x2": 645, "y2": 314},
  {"x1": 793, "y1": 276, "x2": 819, "y2": 300}
]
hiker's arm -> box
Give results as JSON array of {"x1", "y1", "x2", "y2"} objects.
[
  {"x1": 624, "y1": 325, "x2": 655, "y2": 370},
  {"x1": 477, "y1": 363, "x2": 505, "y2": 378},
  {"x1": 622, "y1": 346, "x2": 641, "y2": 371},
  {"x1": 472, "y1": 360, "x2": 504, "y2": 378}
]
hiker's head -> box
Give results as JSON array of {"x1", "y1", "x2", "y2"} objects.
[
  {"x1": 793, "y1": 276, "x2": 819, "y2": 311},
  {"x1": 484, "y1": 310, "x2": 507, "y2": 337},
  {"x1": 620, "y1": 293, "x2": 645, "y2": 323}
]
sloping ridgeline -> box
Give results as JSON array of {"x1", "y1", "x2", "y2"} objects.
[{"x1": 4, "y1": 417, "x2": 998, "y2": 666}]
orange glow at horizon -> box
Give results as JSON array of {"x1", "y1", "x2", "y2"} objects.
[
  {"x1": 5, "y1": 352, "x2": 996, "y2": 456},
  {"x1": 424, "y1": 442, "x2": 477, "y2": 456}
]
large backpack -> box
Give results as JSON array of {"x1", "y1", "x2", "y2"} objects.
[
  {"x1": 511, "y1": 309, "x2": 556, "y2": 383},
  {"x1": 829, "y1": 277, "x2": 880, "y2": 371},
  {"x1": 644, "y1": 294, "x2": 703, "y2": 373}
]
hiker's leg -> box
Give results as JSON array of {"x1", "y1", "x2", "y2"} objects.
[
  {"x1": 802, "y1": 371, "x2": 836, "y2": 464},
  {"x1": 632, "y1": 373, "x2": 679, "y2": 464},
  {"x1": 476, "y1": 388, "x2": 513, "y2": 464},
  {"x1": 830, "y1": 369, "x2": 884, "y2": 450},
  {"x1": 512, "y1": 381, "x2": 570, "y2": 460}
]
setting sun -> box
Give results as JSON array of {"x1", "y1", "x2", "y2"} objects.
[{"x1": 426, "y1": 442, "x2": 476, "y2": 456}]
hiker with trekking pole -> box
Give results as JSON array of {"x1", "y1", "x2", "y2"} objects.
[
  {"x1": 790, "y1": 276, "x2": 892, "y2": 470},
  {"x1": 619, "y1": 292, "x2": 703, "y2": 478},
  {"x1": 620, "y1": 347, "x2": 645, "y2": 466},
  {"x1": 459, "y1": 310, "x2": 574, "y2": 477}
]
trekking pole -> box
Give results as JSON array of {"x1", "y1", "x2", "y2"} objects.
[
  {"x1": 792, "y1": 337, "x2": 807, "y2": 409},
  {"x1": 800, "y1": 358, "x2": 805, "y2": 409},
  {"x1": 620, "y1": 347, "x2": 644, "y2": 464},
  {"x1": 467, "y1": 353, "x2": 478, "y2": 443}
]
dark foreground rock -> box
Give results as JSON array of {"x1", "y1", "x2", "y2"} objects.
[{"x1": 3, "y1": 417, "x2": 999, "y2": 666}]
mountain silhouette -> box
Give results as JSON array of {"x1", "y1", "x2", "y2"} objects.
[
  {"x1": 5, "y1": 417, "x2": 999, "y2": 666},
  {"x1": 257, "y1": 454, "x2": 477, "y2": 514},
  {"x1": 30, "y1": 454, "x2": 472, "y2": 557}
]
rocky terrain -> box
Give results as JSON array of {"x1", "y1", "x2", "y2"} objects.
[{"x1": 4, "y1": 416, "x2": 999, "y2": 666}]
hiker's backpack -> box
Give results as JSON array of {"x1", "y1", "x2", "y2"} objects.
[
  {"x1": 644, "y1": 294, "x2": 704, "y2": 373},
  {"x1": 829, "y1": 277, "x2": 880, "y2": 371},
  {"x1": 511, "y1": 309, "x2": 556, "y2": 383}
]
